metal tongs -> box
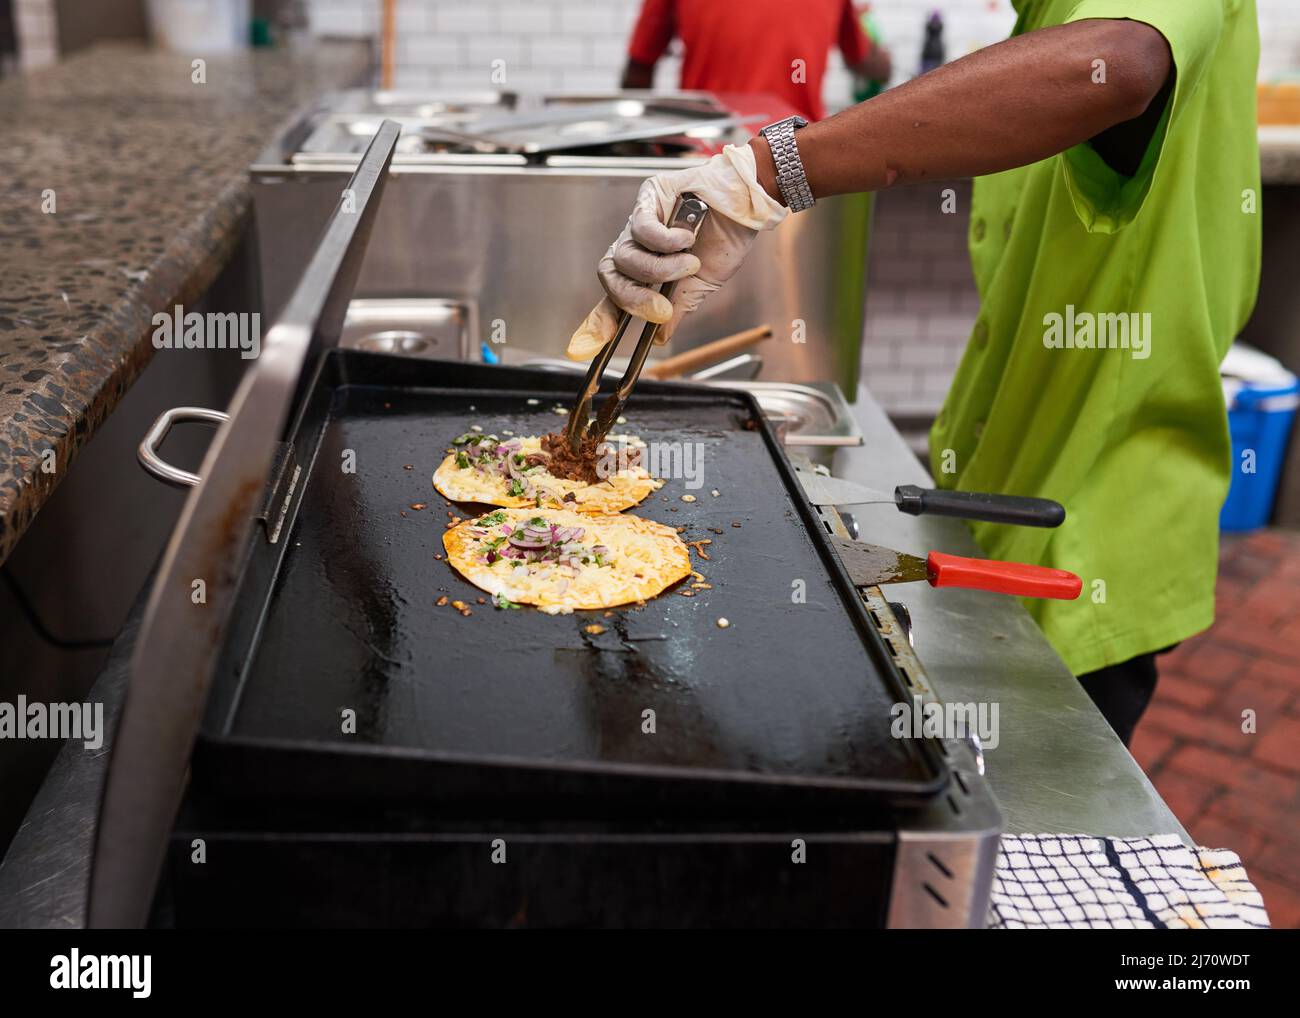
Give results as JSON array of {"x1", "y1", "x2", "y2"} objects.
[{"x1": 566, "y1": 193, "x2": 711, "y2": 452}]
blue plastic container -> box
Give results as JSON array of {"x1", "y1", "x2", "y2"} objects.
[{"x1": 1220, "y1": 376, "x2": 1300, "y2": 531}]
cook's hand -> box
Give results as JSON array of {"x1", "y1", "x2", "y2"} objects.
[{"x1": 566, "y1": 144, "x2": 788, "y2": 361}]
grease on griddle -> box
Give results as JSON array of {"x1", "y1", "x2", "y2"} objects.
[{"x1": 685, "y1": 539, "x2": 712, "y2": 560}]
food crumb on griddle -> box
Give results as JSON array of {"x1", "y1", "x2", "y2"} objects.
[
  {"x1": 717, "y1": 618, "x2": 731, "y2": 628},
  {"x1": 584, "y1": 623, "x2": 606, "y2": 635},
  {"x1": 686, "y1": 539, "x2": 712, "y2": 560},
  {"x1": 710, "y1": 489, "x2": 720, "y2": 497},
  {"x1": 681, "y1": 494, "x2": 696, "y2": 503},
  {"x1": 707, "y1": 527, "x2": 722, "y2": 535},
  {"x1": 470, "y1": 425, "x2": 482, "y2": 432},
  {"x1": 400, "y1": 511, "x2": 408, "y2": 518},
  {"x1": 451, "y1": 600, "x2": 467, "y2": 611},
  {"x1": 477, "y1": 597, "x2": 486, "y2": 605},
  {"x1": 410, "y1": 503, "x2": 427, "y2": 511},
  {"x1": 436, "y1": 596, "x2": 449, "y2": 606},
  {"x1": 460, "y1": 608, "x2": 473, "y2": 617},
  {"x1": 731, "y1": 521, "x2": 742, "y2": 528},
  {"x1": 677, "y1": 589, "x2": 695, "y2": 597},
  {"x1": 403, "y1": 464, "x2": 413, "y2": 470},
  {"x1": 434, "y1": 553, "x2": 442, "y2": 560}
]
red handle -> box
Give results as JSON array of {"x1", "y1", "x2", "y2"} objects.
[{"x1": 926, "y1": 551, "x2": 1082, "y2": 600}]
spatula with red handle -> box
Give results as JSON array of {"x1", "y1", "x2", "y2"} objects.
[{"x1": 829, "y1": 535, "x2": 1082, "y2": 600}]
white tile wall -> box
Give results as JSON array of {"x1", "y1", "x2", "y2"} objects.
[
  {"x1": 860, "y1": 180, "x2": 980, "y2": 416},
  {"x1": 14, "y1": 0, "x2": 58, "y2": 70}
]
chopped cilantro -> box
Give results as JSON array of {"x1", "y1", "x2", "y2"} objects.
[{"x1": 492, "y1": 592, "x2": 521, "y2": 610}]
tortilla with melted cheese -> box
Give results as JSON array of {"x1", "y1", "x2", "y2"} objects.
[
  {"x1": 433, "y1": 433, "x2": 658, "y2": 514},
  {"x1": 442, "y1": 507, "x2": 690, "y2": 614}
]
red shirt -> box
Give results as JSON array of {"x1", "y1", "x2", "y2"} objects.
[{"x1": 627, "y1": 0, "x2": 870, "y2": 121}]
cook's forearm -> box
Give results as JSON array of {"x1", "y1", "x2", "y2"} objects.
[
  {"x1": 621, "y1": 59, "x2": 656, "y2": 90},
  {"x1": 751, "y1": 19, "x2": 1171, "y2": 202}
]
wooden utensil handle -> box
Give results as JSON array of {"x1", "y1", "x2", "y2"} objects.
[
  {"x1": 381, "y1": 0, "x2": 396, "y2": 89},
  {"x1": 643, "y1": 325, "x2": 773, "y2": 380}
]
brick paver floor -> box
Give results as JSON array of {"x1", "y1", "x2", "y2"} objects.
[{"x1": 1130, "y1": 528, "x2": 1300, "y2": 928}]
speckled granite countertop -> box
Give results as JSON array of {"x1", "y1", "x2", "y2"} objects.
[{"x1": 0, "y1": 40, "x2": 372, "y2": 566}]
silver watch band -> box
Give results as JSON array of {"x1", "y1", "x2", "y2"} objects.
[{"x1": 759, "y1": 115, "x2": 814, "y2": 212}]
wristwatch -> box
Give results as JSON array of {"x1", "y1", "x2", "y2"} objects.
[{"x1": 758, "y1": 114, "x2": 815, "y2": 212}]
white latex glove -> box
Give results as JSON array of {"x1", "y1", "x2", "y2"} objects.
[{"x1": 566, "y1": 143, "x2": 788, "y2": 361}]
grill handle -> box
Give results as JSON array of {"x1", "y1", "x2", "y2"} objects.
[{"x1": 137, "y1": 406, "x2": 230, "y2": 488}]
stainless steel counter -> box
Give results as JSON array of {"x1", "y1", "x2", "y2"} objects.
[{"x1": 836, "y1": 390, "x2": 1189, "y2": 842}]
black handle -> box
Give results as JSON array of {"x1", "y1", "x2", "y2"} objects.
[{"x1": 893, "y1": 485, "x2": 1066, "y2": 528}]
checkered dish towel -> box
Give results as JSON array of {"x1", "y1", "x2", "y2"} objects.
[{"x1": 989, "y1": 834, "x2": 1271, "y2": 929}]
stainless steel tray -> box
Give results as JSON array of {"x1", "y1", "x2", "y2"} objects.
[
  {"x1": 290, "y1": 91, "x2": 755, "y2": 165},
  {"x1": 718, "y1": 381, "x2": 864, "y2": 447},
  {"x1": 416, "y1": 101, "x2": 761, "y2": 155},
  {"x1": 340, "y1": 298, "x2": 476, "y2": 360}
]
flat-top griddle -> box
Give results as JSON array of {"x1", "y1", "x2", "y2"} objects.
[
  {"x1": 196, "y1": 355, "x2": 946, "y2": 813},
  {"x1": 95, "y1": 123, "x2": 984, "y2": 930}
]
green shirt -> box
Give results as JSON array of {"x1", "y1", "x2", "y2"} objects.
[{"x1": 929, "y1": 0, "x2": 1261, "y2": 675}]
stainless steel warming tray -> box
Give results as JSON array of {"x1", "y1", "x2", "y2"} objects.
[{"x1": 292, "y1": 90, "x2": 758, "y2": 165}]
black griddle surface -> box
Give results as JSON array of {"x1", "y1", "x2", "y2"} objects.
[{"x1": 211, "y1": 377, "x2": 942, "y2": 805}]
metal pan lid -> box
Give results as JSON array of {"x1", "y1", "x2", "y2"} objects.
[{"x1": 87, "y1": 121, "x2": 402, "y2": 929}]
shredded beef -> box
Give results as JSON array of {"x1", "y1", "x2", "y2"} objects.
[{"x1": 540, "y1": 432, "x2": 602, "y2": 484}]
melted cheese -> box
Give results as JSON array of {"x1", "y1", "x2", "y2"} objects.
[
  {"x1": 442, "y1": 507, "x2": 691, "y2": 614},
  {"x1": 433, "y1": 434, "x2": 659, "y2": 514}
]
